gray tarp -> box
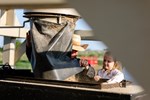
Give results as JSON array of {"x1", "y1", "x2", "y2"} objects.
[{"x1": 29, "y1": 18, "x2": 83, "y2": 80}]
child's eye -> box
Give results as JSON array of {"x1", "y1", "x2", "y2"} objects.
[
  {"x1": 104, "y1": 59, "x2": 113, "y2": 63},
  {"x1": 107, "y1": 61, "x2": 112, "y2": 63}
]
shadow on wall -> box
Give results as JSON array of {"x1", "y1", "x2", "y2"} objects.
[{"x1": 122, "y1": 67, "x2": 138, "y2": 84}]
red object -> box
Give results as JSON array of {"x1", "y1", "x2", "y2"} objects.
[{"x1": 81, "y1": 56, "x2": 98, "y2": 67}]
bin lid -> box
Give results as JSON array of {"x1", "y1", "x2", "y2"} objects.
[{"x1": 24, "y1": 8, "x2": 81, "y2": 17}]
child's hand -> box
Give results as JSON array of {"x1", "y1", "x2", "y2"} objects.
[{"x1": 94, "y1": 75, "x2": 101, "y2": 81}]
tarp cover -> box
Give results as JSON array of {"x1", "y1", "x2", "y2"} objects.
[{"x1": 29, "y1": 17, "x2": 83, "y2": 80}]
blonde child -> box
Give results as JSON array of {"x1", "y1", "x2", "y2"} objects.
[{"x1": 94, "y1": 51, "x2": 124, "y2": 83}]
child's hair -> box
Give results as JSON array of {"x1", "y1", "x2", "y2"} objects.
[{"x1": 103, "y1": 51, "x2": 123, "y2": 71}]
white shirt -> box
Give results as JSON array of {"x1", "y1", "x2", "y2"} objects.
[{"x1": 97, "y1": 69, "x2": 124, "y2": 83}]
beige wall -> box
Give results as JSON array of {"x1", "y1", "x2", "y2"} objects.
[{"x1": 69, "y1": 0, "x2": 150, "y2": 99}]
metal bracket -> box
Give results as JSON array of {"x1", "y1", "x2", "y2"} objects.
[
  {"x1": 0, "y1": 20, "x2": 30, "y2": 28},
  {"x1": 23, "y1": 14, "x2": 62, "y2": 25}
]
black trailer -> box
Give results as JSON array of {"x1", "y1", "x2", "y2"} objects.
[{"x1": 0, "y1": 67, "x2": 146, "y2": 100}]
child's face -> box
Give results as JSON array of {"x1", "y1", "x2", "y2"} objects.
[{"x1": 103, "y1": 55, "x2": 115, "y2": 70}]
